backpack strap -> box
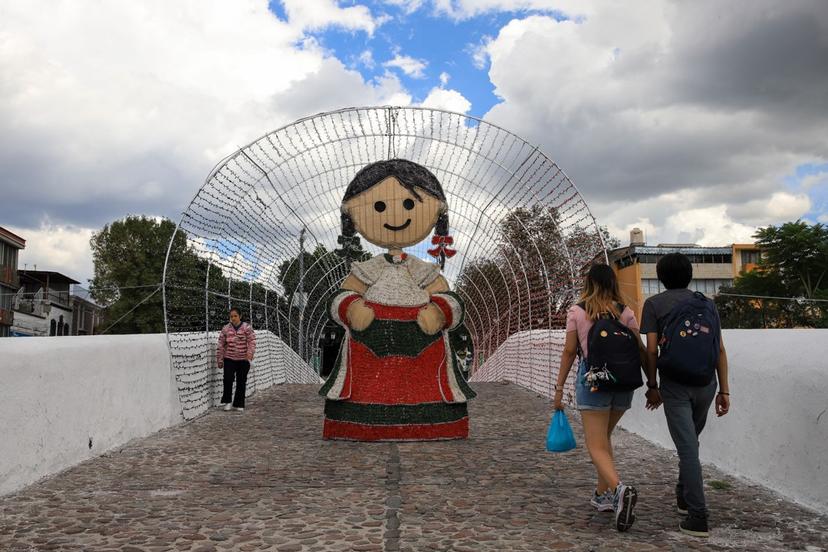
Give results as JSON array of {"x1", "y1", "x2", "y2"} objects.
[{"x1": 574, "y1": 302, "x2": 586, "y2": 359}]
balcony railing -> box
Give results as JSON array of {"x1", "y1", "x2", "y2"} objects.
[{"x1": 47, "y1": 290, "x2": 71, "y2": 307}]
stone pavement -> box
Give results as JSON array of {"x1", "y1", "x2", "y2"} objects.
[{"x1": 1, "y1": 383, "x2": 826, "y2": 552}]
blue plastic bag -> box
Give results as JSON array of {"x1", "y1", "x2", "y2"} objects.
[{"x1": 546, "y1": 410, "x2": 577, "y2": 452}]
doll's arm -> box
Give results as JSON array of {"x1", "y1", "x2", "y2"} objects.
[
  {"x1": 424, "y1": 275, "x2": 449, "y2": 294},
  {"x1": 331, "y1": 274, "x2": 374, "y2": 331},
  {"x1": 429, "y1": 291, "x2": 464, "y2": 331},
  {"x1": 341, "y1": 273, "x2": 368, "y2": 294}
]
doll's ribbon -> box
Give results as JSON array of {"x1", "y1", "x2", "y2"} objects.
[{"x1": 428, "y1": 235, "x2": 457, "y2": 258}]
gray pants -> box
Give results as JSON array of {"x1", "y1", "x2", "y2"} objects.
[{"x1": 661, "y1": 377, "x2": 717, "y2": 518}]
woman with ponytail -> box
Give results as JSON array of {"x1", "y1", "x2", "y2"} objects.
[{"x1": 554, "y1": 264, "x2": 642, "y2": 532}]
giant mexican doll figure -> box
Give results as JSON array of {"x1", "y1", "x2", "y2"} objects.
[{"x1": 320, "y1": 159, "x2": 476, "y2": 441}]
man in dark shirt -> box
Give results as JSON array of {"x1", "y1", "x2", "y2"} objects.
[{"x1": 640, "y1": 253, "x2": 730, "y2": 538}]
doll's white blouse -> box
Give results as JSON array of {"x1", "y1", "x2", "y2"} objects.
[{"x1": 351, "y1": 255, "x2": 440, "y2": 307}]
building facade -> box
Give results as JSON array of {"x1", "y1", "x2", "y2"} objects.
[
  {"x1": 0, "y1": 227, "x2": 26, "y2": 337},
  {"x1": 608, "y1": 229, "x2": 761, "y2": 321},
  {"x1": 71, "y1": 293, "x2": 103, "y2": 335},
  {"x1": 12, "y1": 270, "x2": 79, "y2": 337}
]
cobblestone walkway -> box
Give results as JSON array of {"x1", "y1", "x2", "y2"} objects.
[{"x1": 2, "y1": 383, "x2": 826, "y2": 551}]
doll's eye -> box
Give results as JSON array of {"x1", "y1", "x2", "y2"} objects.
[
  {"x1": 403, "y1": 198, "x2": 415, "y2": 210},
  {"x1": 374, "y1": 201, "x2": 386, "y2": 212}
]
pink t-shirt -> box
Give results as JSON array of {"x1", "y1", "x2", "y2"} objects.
[{"x1": 565, "y1": 305, "x2": 639, "y2": 358}]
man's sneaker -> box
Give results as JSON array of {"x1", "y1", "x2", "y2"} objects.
[
  {"x1": 680, "y1": 515, "x2": 709, "y2": 537},
  {"x1": 676, "y1": 492, "x2": 689, "y2": 515},
  {"x1": 590, "y1": 489, "x2": 615, "y2": 512},
  {"x1": 613, "y1": 483, "x2": 638, "y2": 532},
  {"x1": 234, "y1": 407, "x2": 244, "y2": 412},
  {"x1": 222, "y1": 403, "x2": 233, "y2": 411}
]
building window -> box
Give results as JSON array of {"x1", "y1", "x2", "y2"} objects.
[
  {"x1": 50, "y1": 319, "x2": 57, "y2": 336},
  {"x1": 64, "y1": 323, "x2": 70, "y2": 336},
  {"x1": 642, "y1": 278, "x2": 733, "y2": 297},
  {"x1": 688, "y1": 279, "x2": 733, "y2": 295},
  {"x1": 641, "y1": 279, "x2": 666, "y2": 296},
  {"x1": 0, "y1": 290, "x2": 11, "y2": 311},
  {"x1": 741, "y1": 250, "x2": 760, "y2": 265}
]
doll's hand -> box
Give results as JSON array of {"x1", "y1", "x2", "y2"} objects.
[
  {"x1": 417, "y1": 303, "x2": 445, "y2": 335},
  {"x1": 347, "y1": 299, "x2": 375, "y2": 331}
]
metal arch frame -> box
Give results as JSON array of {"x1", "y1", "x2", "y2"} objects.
[{"x1": 162, "y1": 106, "x2": 608, "y2": 396}]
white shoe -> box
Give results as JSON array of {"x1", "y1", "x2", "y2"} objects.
[
  {"x1": 234, "y1": 407, "x2": 244, "y2": 412},
  {"x1": 613, "y1": 483, "x2": 638, "y2": 532},
  {"x1": 590, "y1": 489, "x2": 615, "y2": 512},
  {"x1": 223, "y1": 403, "x2": 233, "y2": 411}
]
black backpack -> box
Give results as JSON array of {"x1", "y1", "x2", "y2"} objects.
[
  {"x1": 578, "y1": 303, "x2": 643, "y2": 392},
  {"x1": 657, "y1": 292, "x2": 720, "y2": 386}
]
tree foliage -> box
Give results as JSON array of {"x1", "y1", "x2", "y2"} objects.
[
  {"x1": 90, "y1": 216, "x2": 197, "y2": 333},
  {"x1": 716, "y1": 220, "x2": 828, "y2": 328}
]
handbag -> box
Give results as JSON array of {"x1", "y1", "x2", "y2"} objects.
[{"x1": 546, "y1": 410, "x2": 577, "y2": 452}]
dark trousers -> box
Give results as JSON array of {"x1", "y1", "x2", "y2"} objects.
[
  {"x1": 221, "y1": 359, "x2": 250, "y2": 408},
  {"x1": 661, "y1": 377, "x2": 717, "y2": 518}
]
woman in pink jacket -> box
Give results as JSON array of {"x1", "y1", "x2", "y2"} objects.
[{"x1": 217, "y1": 308, "x2": 256, "y2": 412}]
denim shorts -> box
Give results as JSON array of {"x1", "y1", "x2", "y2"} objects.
[{"x1": 575, "y1": 359, "x2": 635, "y2": 412}]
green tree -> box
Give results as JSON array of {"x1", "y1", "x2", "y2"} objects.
[
  {"x1": 90, "y1": 216, "x2": 203, "y2": 333},
  {"x1": 716, "y1": 220, "x2": 828, "y2": 328},
  {"x1": 278, "y1": 244, "x2": 337, "y2": 295},
  {"x1": 753, "y1": 221, "x2": 828, "y2": 298}
]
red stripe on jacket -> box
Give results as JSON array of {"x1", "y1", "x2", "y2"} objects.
[{"x1": 217, "y1": 323, "x2": 256, "y2": 364}]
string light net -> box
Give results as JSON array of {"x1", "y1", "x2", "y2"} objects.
[{"x1": 163, "y1": 107, "x2": 607, "y2": 420}]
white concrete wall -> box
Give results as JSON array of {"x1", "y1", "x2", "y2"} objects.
[
  {"x1": 168, "y1": 330, "x2": 321, "y2": 420},
  {"x1": 0, "y1": 331, "x2": 321, "y2": 497},
  {"x1": 619, "y1": 329, "x2": 828, "y2": 512},
  {"x1": 473, "y1": 328, "x2": 828, "y2": 511},
  {"x1": 0, "y1": 334, "x2": 180, "y2": 496}
]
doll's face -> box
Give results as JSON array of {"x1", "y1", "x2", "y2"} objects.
[{"x1": 344, "y1": 176, "x2": 444, "y2": 248}]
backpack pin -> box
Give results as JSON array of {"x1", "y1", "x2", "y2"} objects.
[
  {"x1": 679, "y1": 330, "x2": 687, "y2": 337},
  {"x1": 684, "y1": 320, "x2": 691, "y2": 327},
  {"x1": 600, "y1": 330, "x2": 608, "y2": 337}
]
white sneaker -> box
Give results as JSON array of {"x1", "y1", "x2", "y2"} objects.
[
  {"x1": 613, "y1": 483, "x2": 638, "y2": 532},
  {"x1": 234, "y1": 407, "x2": 244, "y2": 412},
  {"x1": 223, "y1": 403, "x2": 233, "y2": 411},
  {"x1": 590, "y1": 489, "x2": 615, "y2": 512}
]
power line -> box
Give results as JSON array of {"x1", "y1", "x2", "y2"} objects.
[
  {"x1": 717, "y1": 292, "x2": 828, "y2": 303},
  {"x1": 98, "y1": 285, "x2": 162, "y2": 334}
]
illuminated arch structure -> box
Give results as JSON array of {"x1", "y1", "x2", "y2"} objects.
[{"x1": 163, "y1": 107, "x2": 607, "y2": 420}]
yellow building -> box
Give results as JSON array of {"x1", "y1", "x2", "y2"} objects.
[{"x1": 607, "y1": 230, "x2": 761, "y2": 321}]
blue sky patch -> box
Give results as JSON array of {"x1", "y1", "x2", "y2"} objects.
[
  {"x1": 269, "y1": 1, "x2": 568, "y2": 118},
  {"x1": 786, "y1": 162, "x2": 828, "y2": 223}
]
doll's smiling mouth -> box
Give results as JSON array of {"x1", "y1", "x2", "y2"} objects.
[{"x1": 383, "y1": 219, "x2": 411, "y2": 231}]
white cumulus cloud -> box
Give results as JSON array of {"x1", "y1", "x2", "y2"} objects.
[
  {"x1": 384, "y1": 53, "x2": 428, "y2": 79},
  {"x1": 282, "y1": 0, "x2": 380, "y2": 35},
  {"x1": 420, "y1": 87, "x2": 472, "y2": 114},
  {"x1": 9, "y1": 224, "x2": 95, "y2": 284},
  {"x1": 0, "y1": 0, "x2": 417, "y2": 281},
  {"x1": 478, "y1": 1, "x2": 828, "y2": 245}
]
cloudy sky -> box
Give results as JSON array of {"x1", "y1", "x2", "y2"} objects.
[{"x1": 1, "y1": 0, "x2": 826, "y2": 284}]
